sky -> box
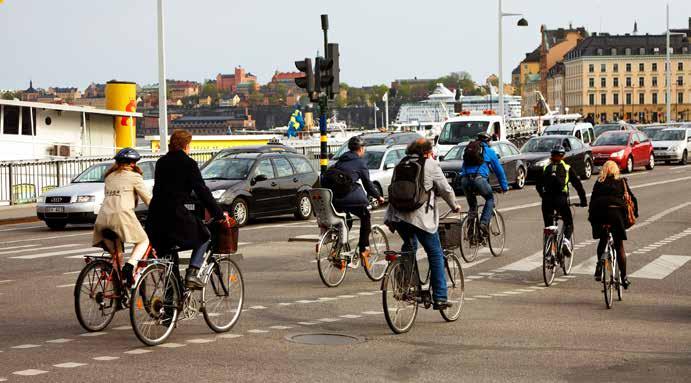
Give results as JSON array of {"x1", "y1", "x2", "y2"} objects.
[{"x1": 1, "y1": 0, "x2": 690, "y2": 91}]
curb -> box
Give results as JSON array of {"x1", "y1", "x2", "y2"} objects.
[{"x1": 288, "y1": 234, "x2": 320, "y2": 243}]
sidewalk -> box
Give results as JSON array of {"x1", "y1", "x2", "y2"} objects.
[{"x1": 0, "y1": 203, "x2": 39, "y2": 225}]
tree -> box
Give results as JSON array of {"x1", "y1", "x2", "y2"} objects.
[
  {"x1": 1, "y1": 91, "x2": 19, "y2": 100},
  {"x1": 200, "y1": 80, "x2": 218, "y2": 99}
]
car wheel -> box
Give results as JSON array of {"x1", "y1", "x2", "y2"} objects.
[
  {"x1": 294, "y1": 193, "x2": 312, "y2": 220},
  {"x1": 646, "y1": 153, "x2": 655, "y2": 170},
  {"x1": 624, "y1": 156, "x2": 633, "y2": 173},
  {"x1": 45, "y1": 219, "x2": 67, "y2": 230},
  {"x1": 581, "y1": 158, "x2": 593, "y2": 180},
  {"x1": 680, "y1": 150, "x2": 688, "y2": 165},
  {"x1": 230, "y1": 198, "x2": 249, "y2": 227},
  {"x1": 513, "y1": 167, "x2": 526, "y2": 189}
]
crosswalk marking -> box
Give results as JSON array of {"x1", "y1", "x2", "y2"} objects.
[
  {"x1": 497, "y1": 250, "x2": 543, "y2": 272},
  {"x1": 10, "y1": 247, "x2": 100, "y2": 260},
  {"x1": 0, "y1": 243, "x2": 80, "y2": 256},
  {"x1": 630, "y1": 255, "x2": 691, "y2": 280},
  {"x1": 0, "y1": 244, "x2": 38, "y2": 252}
]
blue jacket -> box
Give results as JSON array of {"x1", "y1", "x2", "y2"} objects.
[
  {"x1": 460, "y1": 142, "x2": 509, "y2": 191},
  {"x1": 329, "y1": 151, "x2": 381, "y2": 208}
]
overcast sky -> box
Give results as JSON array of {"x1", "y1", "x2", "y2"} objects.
[{"x1": 1, "y1": 0, "x2": 690, "y2": 90}]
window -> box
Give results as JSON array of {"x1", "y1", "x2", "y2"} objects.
[
  {"x1": 141, "y1": 162, "x2": 155, "y2": 180},
  {"x1": 679, "y1": 62, "x2": 684, "y2": 71},
  {"x1": 626, "y1": 77, "x2": 632, "y2": 87},
  {"x1": 383, "y1": 150, "x2": 402, "y2": 168},
  {"x1": 611, "y1": 48, "x2": 617, "y2": 56},
  {"x1": 678, "y1": 92, "x2": 684, "y2": 104},
  {"x1": 638, "y1": 77, "x2": 644, "y2": 87},
  {"x1": 589, "y1": 78, "x2": 595, "y2": 88},
  {"x1": 625, "y1": 48, "x2": 631, "y2": 55},
  {"x1": 639, "y1": 63, "x2": 644, "y2": 72},
  {"x1": 21, "y1": 107, "x2": 34, "y2": 136},
  {"x1": 626, "y1": 93, "x2": 632, "y2": 104},
  {"x1": 626, "y1": 63, "x2": 631, "y2": 72},
  {"x1": 287, "y1": 156, "x2": 314, "y2": 174},
  {"x1": 677, "y1": 76, "x2": 684, "y2": 86},
  {"x1": 272, "y1": 157, "x2": 294, "y2": 178},
  {"x1": 2, "y1": 105, "x2": 19, "y2": 134},
  {"x1": 613, "y1": 63, "x2": 619, "y2": 72},
  {"x1": 600, "y1": 64, "x2": 606, "y2": 72},
  {"x1": 639, "y1": 93, "x2": 645, "y2": 104},
  {"x1": 600, "y1": 77, "x2": 606, "y2": 87},
  {"x1": 601, "y1": 93, "x2": 607, "y2": 105},
  {"x1": 589, "y1": 94, "x2": 595, "y2": 105},
  {"x1": 589, "y1": 64, "x2": 594, "y2": 73},
  {"x1": 254, "y1": 159, "x2": 275, "y2": 179},
  {"x1": 652, "y1": 93, "x2": 658, "y2": 104},
  {"x1": 652, "y1": 63, "x2": 658, "y2": 71},
  {"x1": 652, "y1": 77, "x2": 658, "y2": 87},
  {"x1": 613, "y1": 93, "x2": 619, "y2": 105},
  {"x1": 613, "y1": 77, "x2": 619, "y2": 87}
]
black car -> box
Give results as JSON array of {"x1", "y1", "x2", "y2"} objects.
[
  {"x1": 330, "y1": 131, "x2": 422, "y2": 162},
  {"x1": 201, "y1": 145, "x2": 319, "y2": 226},
  {"x1": 439, "y1": 141, "x2": 528, "y2": 194},
  {"x1": 519, "y1": 135, "x2": 593, "y2": 182}
]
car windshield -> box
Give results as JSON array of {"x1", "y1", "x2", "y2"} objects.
[
  {"x1": 543, "y1": 129, "x2": 572, "y2": 136},
  {"x1": 73, "y1": 163, "x2": 110, "y2": 183},
  {"x1": 365, "y1": 151, "x2": 385, "y2": 169},
  {"x1": 438, "y1": 121, "x2": 489, "y2": 145},
  {"x1": 444, "y1": 144, "x2": 468, "y2": 161},
  {"x1": 654, "y1": 130, "x2": 685, "y2": 141},
  {"x1": 331, "y1": 143, "x2": 349, "y2": 160},
  {"x1": 521, "y1": 137, "x2": 564, "y2": 153},
  {"x1": 641, "y1": 128, "x2": 664, "y2": 139},
  {"x1": 594, "y1": 124, "x2": 622, "y2": 137},
  {"x1": 201, "y1": 158, "x2": 254, "y2": 180},
  {"x1": 385, "y1": 133, "x2": 420, "y2": 146},
  {"x1": 593, "y1": 133, "x2": 629, "y2": 146},
  {"x1": 363, "y1": 136, "x2": 387, "y2": 145}
]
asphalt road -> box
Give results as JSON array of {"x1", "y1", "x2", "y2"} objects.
[{"x1": 1, "y1": 164, "x2": 690, "y2": 382}]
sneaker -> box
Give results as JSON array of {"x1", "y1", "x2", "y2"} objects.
[
  {"x1": 594, "y1": 262, "x2": 602, "y2": 282},
  {"x1": 562, "y1": 238, "x2": 572, "y2": 257},
  {"x1": 479, "y1": 223, "x2": 490, "y2": 237},
  {"x1": 621, "y1": 277, "x2": 631, "y2": 290},
  {"x1": 184, "y1": 267, "x2": 204, "y2": 290}
]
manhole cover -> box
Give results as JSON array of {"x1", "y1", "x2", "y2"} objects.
[{"x1": 286, "y1": 333, "x2": 364, "y2": 345}]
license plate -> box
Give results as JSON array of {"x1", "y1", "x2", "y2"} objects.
[{"x1": 46, "y1": 206, "x2": 64, "y2": 213}]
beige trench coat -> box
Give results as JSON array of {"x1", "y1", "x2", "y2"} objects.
[{"x1": 92, "y1": 169, "x2": 152, "y2": 247}]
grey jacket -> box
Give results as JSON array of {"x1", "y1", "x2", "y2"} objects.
[{"x1": 385, "y1": 158, "x2": 458, "y2": 233}]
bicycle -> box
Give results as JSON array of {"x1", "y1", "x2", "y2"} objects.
[
  {"x1": 381, "y1": 219, "x2": 465, "y2": 334},
  {"x1": 310, "y1": 188, "x2": 390, "y2": 288},
  {"x1": 129, "y1": 224, "x2": 244, "y2": 346},
  {"x1": 74, "y1": 230, "x2": 157, "y2": 332},
  {"x1": 599, "y1": 225, "x2": 622, "y2": 309},
  {"x1": 459, "y1": 193, "x2": 506, "y2": 263},
  {"x1": 542, "y1": 204, "x2": 578, "y2": 287}
]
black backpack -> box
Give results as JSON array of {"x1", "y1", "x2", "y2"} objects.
[
  {"x1": 543, "y1": 163, "x2": 568, "y2": 194},
  {"x1": 463, "y1": 140, "x2": 485, "y2": 167},
  {"x1": 322, "y1": 167, "x2": 355, "y2": 199},
  {"x1": 388, "y1": 155, "x2": 430, "y2": 212}
]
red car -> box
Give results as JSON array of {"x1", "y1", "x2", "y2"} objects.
[{"x1": 591, "y1": 131, "x2": 655, "y2": 173}]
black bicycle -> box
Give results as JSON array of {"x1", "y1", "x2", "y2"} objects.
[
  {"x1": 459, "y1": 194, "x2": 505, "y2": 263},
  {"x1": 542, "y1": 204, "x2": 578, "y2": 286},
  {"x1": 599, "y1": 225, "x2": 623, "y2": 309}
]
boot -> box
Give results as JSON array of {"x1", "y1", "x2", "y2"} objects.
[
  {"x1": 122, "y1": 263, "x2": 135, "y2": 287},
  {"x1": 185, "y1": 267, "x2": 204, "y2": 290}
]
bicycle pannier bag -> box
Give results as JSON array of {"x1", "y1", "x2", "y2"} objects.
[
  {"x1": 321, "y1": 167, "x2": 354, "y2": 199},
  {"x1": 622, "y1": 178, "x2": 636, "y2": 229},
  {"x1": 388, "y1": 156, "x2": 430, "y2": 212},
  {"x1": 215, "y1": 212, "x2": 239, "y2": 254},
  {"x1": 462, "y1": 140, "x2": 485, "y2": 167}
]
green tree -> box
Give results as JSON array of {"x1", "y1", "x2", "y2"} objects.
[
  {"x1": 1, "y1": 91, "x2": 19, "y2": 100},
  {"x1": 200, "y1": 80, "x2": 219, "y2": 99}
]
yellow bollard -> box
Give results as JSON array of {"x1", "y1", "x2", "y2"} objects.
[{"x1": 105, "y1": 81, "x2": 137, "y2": 150}]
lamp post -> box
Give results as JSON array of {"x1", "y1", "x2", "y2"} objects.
[
  {"x1": 665, "y1": 3, "x2": 685, "y2": 123},
  {"x1": 498, "y1": 0, "x2": 528, "y2": 119},
  {"x1": 157, "y1": 0, "x2": 168, "y2": 152}
]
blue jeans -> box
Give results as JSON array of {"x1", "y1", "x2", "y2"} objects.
[
  {"x1": 178, "y1": 239, "x2": 211, "y2": 269},
  {"x1": 395, "y1": 221, "x2": 447, "y2": 302},
  {"x1": 461, "y1": 175, "x2": 494, "y2": 225}
]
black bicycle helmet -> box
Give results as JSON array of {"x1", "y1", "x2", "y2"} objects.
[
  {"x1": 477, "y1": 132, "x2": 492, "y2": 141},
  {"x1": 348, "y1": 136, "x2": 366, "y2": 151},
  {"x1": 550, "y1": 145, "x2": 566, "y2": 156},
  {"x1": 114, "y1": 147, "x2": 141, "y2": 163}
]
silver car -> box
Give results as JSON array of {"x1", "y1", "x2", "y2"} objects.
[
  {"x1": 36, "y1": 160, "x2": 156, "y2": 229},
  {"x1": 362, "y1": 145, "x2": 407, "y2": 208},
  {"x1": 652, "y1": 127, "x2": 691, "y2": 165}
]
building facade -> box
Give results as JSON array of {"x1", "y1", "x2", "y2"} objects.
[
  {"x1": 216, "y1": 67, "x2": 257, "y2": 93},
  {"x1": 546, "y1": 62, "x2": 566, "y2": 113}
]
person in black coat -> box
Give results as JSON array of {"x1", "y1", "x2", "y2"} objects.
[
  {"x1": 588, "y1": 160, "x2": 638, "y2": 289},
  {"x1": 145, "y1": 130, "x2": 224, "y2": 289}
]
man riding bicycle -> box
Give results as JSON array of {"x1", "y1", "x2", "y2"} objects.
[
  {"x1": 460, "y1": 132, "x2": 509, "y2": 235},
  {"x1": 536, "y1": 145, "x2": 587, "y2": 254}
]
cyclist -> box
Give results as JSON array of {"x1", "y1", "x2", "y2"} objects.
[
  {"x1": 459, "y1": 132, "x2": 509, "y2": 235},
  {"x1": 589, "y1": 160, "x2": 637, "y2": 288},
  {"x1": 536, "y1": 145, "x2": 587, "y2": 255},
  {"x1": 145, "y1": 129, "x2": 225, "y2": 289},
  {"x1": 326, "y1": 136, "x2": 385, "y2": 266},
  {"x1": 385, "y1": 138, "x2": 461, "y2": 309},
  {"x1": 92, "y1": 148, "x2": 152, "y2": 286}
]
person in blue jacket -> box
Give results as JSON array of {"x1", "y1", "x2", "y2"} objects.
[
  {"x1": 460, "y1": 132, "x2": 509, "y2": 234},
  {"x1": 287, "y1": 105, "x2": 304, "y2": 138}
]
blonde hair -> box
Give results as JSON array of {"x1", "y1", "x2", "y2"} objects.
[{"x1": 598, "y1": 160, "x2": 620, "y2": 182}]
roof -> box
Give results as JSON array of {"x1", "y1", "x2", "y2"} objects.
[
  {"x1": 217, "y1": 144, "x2": 297, "y2": 155},
  {"x1": 547, "y1": 62, "x2": 565, "y2": 78},
  {"x1": 522, "y1": 47, "x2": 541, "y2": 63},
  {"x1": 543, "y1": 27, "x2": 588, "y2": 49},
  {"x1": 565, "y1": 33, "x2": 691, "y2": 60},
  {"x1": 0, "y1": 99, "x2": 142, "y2": 118},
  {"x1": 272, "y1": 72, "x2": 302, "y2": 81}
]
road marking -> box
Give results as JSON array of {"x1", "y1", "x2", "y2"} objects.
[
  {"x1": 157, "y1": 343, "x2": 186, "y2": 348},
  {"x1": 554, "y1": 278, "x2": 568, "y2": 282},
  {"x1": 93, "y1": 356, "x2": 120, "y2": 361},
  {"x1": 357, "y1": 292, "x2": 376, "y2": 296},
  {"x1": 337, "y1": 295, "x2": 356, "y2": 298},
  {"x1": 0, "y1": 244, "x2": 37, "y2": 251},
  {"x1": 466, "y1": 275, "x2": 484, "y2": 280},
  {"x1": 249, "y1": 305, "x2": 267, "y2": 310},
  {"x1": 295, "y1": 299, "x2": 318, "y2": 304},
  {"x1": 0, "y1": 225, "x2": 44, "y2": 232},
  {"x1": 278, "y1": 302, "x2": 293, "y2": 306},
  {"x1": 124, "y1": 349, "x2": 152, "y2": 354},
  {"x1": 497, "y1": 250, "x2": 543, "y2": 272},
  {"x1": 297, "y1": 321, "x2": 318, "y2": 325},
  {"x1": 464, "y1": 258, "x2": 491, "y2": 268},
  {"x1": 112, "y1": 326, "x2": 131, "y2": 331},
  {"x1": 490, "y1": 293, "x2": 508, "y2": 297},
  {"x1": 46, "y1": 338, "x2": 73, "y2": 344},
  {"x1": 56, "y1": 283, "x2": 74, "y2": 288},
  {"x1": 465, "y1": 297, "x2": 476, "y2": 301},
  {"x1": 62, "y1": 270, "x2": 82, "y2": 275},
  {"x1": 218, "y1": 334, "x2": 244, "y2": 339},
  {"x1": 340, "y1": 314, "x2": 363, "y2": 319},
  {"x1": 630, "y1": 255, "x2": 691, "y2": 279},
  {"x1": 0, "y1": 279, "x2": 14, "y2": 284},
  {"x1": 474, "y1": 295, "x2": 493, "y2": 299},
  {"x1": 11, "y1": 344, "x2": 40, "y2": 349},
  {"x1": 0, "y1": 243, "x2": 80, "y2": 256},
  {"x1": 317, "y1": 297, "x2": 339, "y2": 301},
  {"x1": 269, "y1": 326, "x2": 293, "y2": 330},
  {"x1": 317, "y1": 318, "x2": 341, "y2": 323},
  {"x1": 10, "y1": 247, "x2": 100, "y2": 260},
  {"x1": 247, "y1": 329, "x2": 269, "y2": 334},
  {"x1": 478, "y1": 272, "x2": 496, "y2": 276},
  {"x1": 80, "y1": 332, "x2": 107, "y2": 337},
  {"x1": 503, "y1": 291, "x2": 523, "y2": 295},
  {"x1": 54, "y1": 362, "x2": 87, "y2": 368},
  {"x1": 13, "y1": 369, "x2": 49, "y2": 376},
  {"x1": 362, "y1": 311, "x2": 383, "y2": 315}
]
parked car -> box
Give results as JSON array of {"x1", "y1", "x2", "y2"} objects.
[
  {"x1": 652, "y1": 127, "x2": 691, "y2": 165},
  {"x1": 36, "y1": 160, "x2": 157, "y2": 229},
  {"x1": 638, "y1": 125, "x2": 668, "y2": 140},
  {"x1": 201, "y1": 146, "x2": 319, "y2": 226},
  {"x1": 591, "y1": 130, "x2": 655, "y2": 173},
  {"x1": 593, "y1": 123, "x2": 635, "y2": 138},
  {"x1": 440, "y1": 141, "x2": 527, "y2": 194},
  {"x1": 520, "y1": 135, "x2": 593, "y2": 182},
  {"x1": 358, "y1": 145, "x2": 408, "y2": 208},
  {"x1": 542, "y1": 122, "x2": 595, "y2": 145},
  {"x1": 329, "y1": 132, "x2": 422, "y2": 163}
]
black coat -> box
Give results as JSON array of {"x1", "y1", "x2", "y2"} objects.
[
  {"x1": 145, "y1": 150, "x2": 223, "y2": 251},
  {"x1": 331, "y1": 151, "x2": 381, "y2": 209},
  {"x1": 588, "y1": 177, "x2": 638, "y2": 240}
]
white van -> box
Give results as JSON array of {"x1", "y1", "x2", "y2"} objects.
[
  {"x1": 542, "y1": 122, "x2": 595, "y2": 145},
  {"x1": 436, "y1": 114, "x2": 506, "y2": 157}
]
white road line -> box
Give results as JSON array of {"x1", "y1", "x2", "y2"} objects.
[
  {"x1": 337, "y1": 295, "x2": 356, "y2": 298},
  {"x1": 112, "y1": 326, "x2": 130, "y2": 331},
  {"x1": 124, "y1": 349, "x2": 152, "y2": 354},
  {"x1": 491, "y1": 293, "x2": 508, "y2": 297},
  {"x1": 630, "y1": 255, "x2": 691, "y2": 279},
  {"x1": 13, "y1": 369, "x2": 48, "y2": 376},
  {"x1": 56, "y1": 284, "x2": 74, "y2": 288},
  {"x1": 317, "y1": 318, "x2": 341, "y2": 323},
  {"x1": 464, "y1": 297, "x2": 476, "y2": 301},
  {"x1": 466, "y1": 275, "x2": 484, "y2": 280},
  {"x1": 357, "y1": 292, "x2": 376, "y2": 296},
  {"x1": 1, "y1": 232, "x2": 91, "y2": 245},
  {"x1": 0, "y1": 244, "x2": 37, "y2": 251},
  {"x1": 249, "y1": 305, "x2": 267, "y2": 310},
  {"x1": 93, "y1": 356, "x2": 120, "y2": 361},
  {"x1": 474, "y1": 295, "x2": 493, "y2": 299},
  {"x1": 464, "y1": 258, "x2": 491, "y2": 268},
  {"x1": 503, "y1": 291, "x2": 523, "y2": 295},
  {"x1": 297, "y1": 321, "x2": 318, "y2": 325},
  {"x1": 10, "y1": 247, "x2": 100, "y2": 260},
  {"x1": 497, "y1": 250, "x2": 543, "y2": 272},
  {"x1": 63, "y1": 270, "x2": 82, "y2": 275},
  {"x1": 340, "y1": 314, "x2": 363, "y2": 319},
  {"x1": 295, "y1": 299, "x2": 318, "y2": 304},
  {"x1": 317, "y1": 297, "x2": 339, "y2": 301},
  {"x1": 362, "y1": 311, "x2": 383, "y2": 315},
  {"x1": 247, "y1": 329, "x2": 269, "y2": 334},
  {"x1": 157, "y1": 343, "x2": 186, "y2": 348},
  {"x1": 278, "y1": 302, "x2": 293, "y2": 306},
  {"x1": 46, "y1": 338, "x2": 73, "y2": 344},
  {"x1": 0, "y1": 225, "x2": 44, "y2": 232},
  {"x1": 218, "y1": 334, "x2": 243, "y2": 339},
  {"x1": 0, "y1": 280, "x2": 14, "y2": 284},
  {"x1": 54, "y1": 362, "x2": 87, "y2": 368},
  {"x1": 269, "y1": 326, "x2": 293, "y2": 330},
  {"x1": 80, "y1": 332, "x2": 107, "y2": 337},
  {"x1": 0, "y1": 243, "x2": 81, "y2": 256},
  {"x1": 11, "y1": 344, "x2": 40, "y2": 349}
]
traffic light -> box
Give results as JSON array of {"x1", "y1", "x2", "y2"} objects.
[
  {"x1": 295, "y1": 58, "x2": 314, "y2": 95},
  {"x1": 314, "y1": 56, "x2": 332, "y2": 95},
  {"x1": 327, "y1": 43, "x2": 339, "y2": 99}
]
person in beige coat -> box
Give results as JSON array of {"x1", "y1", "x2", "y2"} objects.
[{"x1": 92, "y1": 148, "x2": 152, "y2": 285}]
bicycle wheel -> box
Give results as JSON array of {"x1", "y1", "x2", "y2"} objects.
[
  {"x1": 364, "y1": 226, "x2": 389, "y2": 282},
  {"x1": 316, "y1": 229, "x2": 348, "y2": 287},
  {"x1": 614, "y1": 259, "x2": 623, "y2": 302},
  {"x1": 602, "y1": 255, "x2": 613, "y2": 309},
  {"x1": 382, "y1": 261, "x2": 418, "y2": 334},
  {"x1": 488, "y1": 210, "x2": 506, "y2": 257},
  {"x1": 542, "y1": 236, "x2": 557, "y2": 286},
  {"x1": 203, "y1": 256, "x2": 244, "y2": 332},
  {"x1": 459, "y1": 216, "x2": 480, "y2": 263},
  {"x1": 561, "y1": 232, "x2": 574, "y2": 275},
  {"x1": 130, "y1": 263, "x2": 180, "y2": 346},
  {"x1": 74, "y1": 260, "x2": 119, "y2": 332},
  {"x1": 440, "y1": 254, "x2": 464, "y2": 322}
]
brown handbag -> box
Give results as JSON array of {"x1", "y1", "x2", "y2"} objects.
[{"x1": 622, "y1": 178, "x2": 636, "y2": 229}]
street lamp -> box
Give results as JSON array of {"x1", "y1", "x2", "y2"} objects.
[
  {"x1": 665, "y1": 3, "x2": 686, "y2": 123},
  {"x1": 157, "y1": 0, "x2": 168, "y2": 153},
  {"x1": 498, "y1": 0, "x2": 528, "y2": 118}
]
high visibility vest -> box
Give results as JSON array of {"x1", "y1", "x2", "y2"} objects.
[{"x1": 543, "y1": 160, "x2": 570, "y2": 193}]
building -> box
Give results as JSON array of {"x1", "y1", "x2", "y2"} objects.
[
  {"x1": 84, "y1": 83, "x2": 106, "y2": 98},
  {"x1": 270, "y1": 71, "x2": 302, "y2": 87},
  {"x1": 517, "y1": 48, "x2": 541, "y2": 115},
  {"x1": 563, "y1": 31, "x2": 691, "y2": 123},
  {"x1": 216, "y1": 67, "x2": 257, "y2": 93},
  {"x1": 522, "y1": 73, "x2": 542, "y2": 116},
  {"x1": 21, "y1": 81, "x2": 41, "y2": 102},
  {"x1": 48, "y1": 87, "x2": 82, "y2": 102},
  {"x1": 546, "y1": 62, "x2": 566, "y2": 113},
  {"x1": 168, "y1": 80, "x2": 200, "y2": 101},
  {"x1": 168, "y1": 113, "x2": 255, "y2": 135}
]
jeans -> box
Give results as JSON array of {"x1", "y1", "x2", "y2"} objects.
[
  {"x1": 178, "y1": 239, "x2": 211, "y2": 269},
  {"x1": 338, "y1": 206, "x2": 371, "y2": 253},
  {"x1": 395, "y1": 221, "x2": 447, "y2": 302},
  {"x1": 541, "y1": 194, "x2": 573, "y2": 238},
  {"x1": 461, "y1": 175, "x2": 495, "y2": 225}
]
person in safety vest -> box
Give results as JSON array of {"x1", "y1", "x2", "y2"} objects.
[
  {"x1": 287, "y1": 105, "x2": 304, "y2": 138},
  {"x1": 535, "y1": 145, "x2": 588, "y2": 255}
]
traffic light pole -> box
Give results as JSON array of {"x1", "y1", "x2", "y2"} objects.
[{"x1": 319, "y1": 94, "x2": 328, "y2": 174}]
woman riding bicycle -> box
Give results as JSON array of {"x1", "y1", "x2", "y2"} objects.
[
  {"x1": 589, "y1": 160, "x2": 638, "y2": 289},
  {"x1": 92, "y1": 148, "x2": 152, "y2": 286}
]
